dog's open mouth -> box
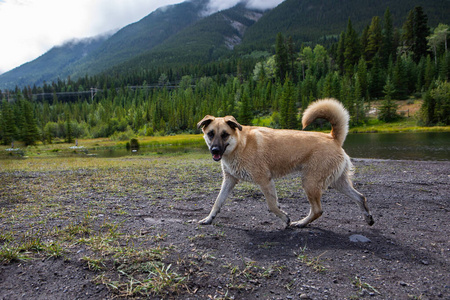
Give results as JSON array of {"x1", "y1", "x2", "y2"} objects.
[{"x1": 212, "y1": 154, "x2": 222, "y2": 161}]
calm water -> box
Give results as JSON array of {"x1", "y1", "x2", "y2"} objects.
[
  {"x1": 2, "y1": 132, "x2": 449, "y2": 161},
  {"x1": 343, "y1": 132, "x2": 449, "y2": 161},
  {"x1": 80, "y1": 132, "x2": 450, "y2": 161}
]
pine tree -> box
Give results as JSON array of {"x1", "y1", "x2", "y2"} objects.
[
  {"x1": 275, "y1": 32, "x2": 288, "y2": 83},
  {"x1": 239, "y1": 88, "x2": 253, "y2": 125},
  {"x1": 378, "y1": 76, "x2": 399, "y2": 122},
  {"x1": 393, "y1": 56, "x2": 408, "y2": 99},
  {"x1": 356, "y1": 58, "x2": 369, "y2": 101},
  {"x1": 22, "y1": 100, "x2": 39, "y2": 146},
  {"x1": 420, "y1": 87, "x2": 435, "y2": 125},
  {"x1": 412, "y1": 6, "x2": 430, "y2": 63},
  {"x1": 344, "y1": 19, "x2": 360, "y2": 76},
  {"x1": 336, "y1": 32, "x2": 346, "y2": 73},
  {"x1": 402, "y1": 9, "x2": 415, "y2": 54},
  {"x1": 365, "y1": 16, "x2": 383, "y2": 65},
  {"x1": 66, "y1": 117, "x2": 74, "y2": 144},
  {"x1": 0, "y1": 100, "x2": 17, "y2": 145},
  {"x1": 280, "y1": 78, "x2": 297, "y2": 129},
  {"x1": 369, "y1": 55, "x2": 385, "y2": 98},
  {"x1": 424, "y1": 55, "x2": 435, "y2": 89},
  {"x1": 287, "y1": 36, "x2": 297, "y2": 82},
  {"x1": 381, "y1": 7, "x2": 395, "y2": 68}
]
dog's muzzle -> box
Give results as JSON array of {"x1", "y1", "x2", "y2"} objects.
[{"x1": 210, "y1": 146, "x2": 222, "y2": 161}]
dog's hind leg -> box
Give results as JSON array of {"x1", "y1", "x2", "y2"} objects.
[
  {"x1": 333, "y1": 174, "x2": 374, "y2": 226},
  {"x1": 290, "y1": 181, "x2": 324, "y2": 228},
  {"x1": 199, "y1": 173, "x2": 238, "y2": 225},
  {"x1": 258, "y1": 179, "x2": 290, "y2": 228}
]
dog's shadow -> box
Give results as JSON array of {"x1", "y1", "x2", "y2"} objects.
[{"x1": 220, "y1": 225, "x2": 436, "y2": 267}]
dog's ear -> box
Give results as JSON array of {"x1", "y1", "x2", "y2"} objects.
[
  {"x1": 224, "y1": 116, "x2": 243, "y2": 131},
  {"x1": 197, "y1": 115, "x2": 215, "y2": 129}
]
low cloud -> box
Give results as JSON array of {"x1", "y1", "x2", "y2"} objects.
[
  {"x1": 203, "y1": 0, "x2": 284, "y2": 15},
  {"x1": 0, "y1": 0, "x2": 184, "y2": 73}
]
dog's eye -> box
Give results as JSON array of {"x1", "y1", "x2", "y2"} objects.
[
  {"x1": 221, "y1": 132, "x2": 230, "y2": 139},
  {"x1": 207, "y1": 131, "x2": 215, "y2": 139}
]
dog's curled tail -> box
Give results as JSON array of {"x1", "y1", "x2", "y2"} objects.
[{"x1": 302, "y1": 98, "x2": 349, "y2": 146}]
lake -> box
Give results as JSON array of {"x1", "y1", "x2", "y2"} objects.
[
  {"x1": 343, "y1": 132, "x2": 449, "y2": 161},
  {"x1": 85, "y1": 132, "x2": 449, "y2": 161},
  {"x1": 2, "y1": 132, "x2": 449, "y2": 161}
]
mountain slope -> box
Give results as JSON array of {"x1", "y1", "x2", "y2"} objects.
[
  {"x1": 1, "y1": 0, "x2": 449, "y2": 89},
  {"x1": 111, "y1": 3, "x2": 263, "y2": 72},
  {"x1": 0, "y1": 36, "x2": 108, "y2": 89},
  {"x1": 0, "y1": 0, "x2": 208, "y2": 89},
  {"x1": 240, "y1": 0, "x2": 450, "y2": 51},
  {"x1": 69, "y1": 0, "x2": 208, "y2": 78}
]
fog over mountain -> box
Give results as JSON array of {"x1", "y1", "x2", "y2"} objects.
[{"x1": 202, "y1": 0, "x2": 284, "y2": 15}]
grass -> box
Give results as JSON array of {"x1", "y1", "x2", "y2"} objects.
[
  {"x1": 0, "y1": 153, "x2": 205, "y2": 296},
  {"x1": 349, "y1": 118, "x2": 450, "y2": 133},
  {"x1": 351, "y1": 276, "x2": 381, "y2": 296},
  {"x1": 222, "y1": 260, "x2": 285, "y2": 290},
  {"x1": 0, "y1": 151, "x2": 291, "y2": 297},
  {"x1": 0, "y1": 134, "x2": 205, "y2": 160},
  {"x1": 296, "y1": 245, "x2": 327, "y2": 273}
]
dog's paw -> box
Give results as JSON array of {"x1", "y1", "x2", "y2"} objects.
[
  {"x1": 289, "y1": 220, "x2": 308, "y2": 228},
  {"x1": 198, "y1": 217, "x2": 213, "y2": 225},
  {"x1": 365, "y1": 215, "x2": 375, "y2": 226}
]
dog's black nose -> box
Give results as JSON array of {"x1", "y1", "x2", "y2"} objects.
[{"x1": 211, "y1": 146, "x2": 221, "y2": 154}]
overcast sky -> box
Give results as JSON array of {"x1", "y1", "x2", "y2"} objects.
[{"x1": 0, "y1": 0, "x2": 284, "y2": 75}]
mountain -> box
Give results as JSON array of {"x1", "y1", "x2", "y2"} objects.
[
  {"x1": 69, "y1": 0, "x2": 208, "y2": 78},
  {"x1": 239, "y1": 0, "x2": 450, "y2": 51},
  {"x1": 1, "y1": 0, "x2": 449, "y2": 89},
  {"x1": 0, "y1": 0, "x2": 208, "y2": 89},
  {"x1": 0, "y1": 35, "x2": 109, "y2": 89},
  {"x1": 110, "y1": 3, "x2": 264, "y2": 73}
]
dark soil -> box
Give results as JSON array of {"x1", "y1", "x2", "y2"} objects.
[{"x1": 0, "y1": 156, "x2": 449, "y2": 299}]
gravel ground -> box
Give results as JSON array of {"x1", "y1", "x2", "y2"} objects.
[{"x1": 0, "y1": 156, "x2": 448, "y2": 299}]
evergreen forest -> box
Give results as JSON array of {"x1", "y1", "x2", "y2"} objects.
[{"x1": 1, "y1": 6, "x2": 449, "y2": 146}]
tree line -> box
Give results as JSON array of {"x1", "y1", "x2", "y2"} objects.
[{"x1": 1, "y1": 6, "x2": 449, "y2": 146}]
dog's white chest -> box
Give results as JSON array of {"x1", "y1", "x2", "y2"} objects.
[{"x1": 222, "y1": 159, "x2": 252, "y2": 181}]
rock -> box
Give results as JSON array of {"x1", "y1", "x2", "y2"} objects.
[
  {"x1": 399, "y1": 281, "x2": 408, "y2": 287},
  {"x1": 349, "y1": 234, "x2": 371, "y2": 243}
]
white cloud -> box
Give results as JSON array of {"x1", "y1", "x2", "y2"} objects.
[
  {"x1": 0, "y1": 0, "x2": 184, "y2": 74},
  {"x1": 203, "y1": 0, "x2": 284, "y2": 15}
]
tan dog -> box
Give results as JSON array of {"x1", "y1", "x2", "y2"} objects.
[{"x1": 197, "y1": 98, "x2": 374, "y2": 228}]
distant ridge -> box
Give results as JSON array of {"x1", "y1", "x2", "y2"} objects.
[{"x1": 0, "y1": 0, "x2": 448, "y2": 89}]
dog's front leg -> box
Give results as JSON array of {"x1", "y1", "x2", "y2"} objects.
[
  {"x1": 258, "y1": 178, "x2": 290, "y2": 228},
  {"x1": 199, "y1": 173, "x2": 238, "y2": 225}
]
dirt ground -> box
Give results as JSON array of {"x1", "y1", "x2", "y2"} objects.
[{"x1": 0, "y1": 155, "x2": 449, "y2": 299}]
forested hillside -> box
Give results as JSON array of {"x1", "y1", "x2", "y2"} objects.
[
  {"x1": 1, "y1": 0, "x2": 449, "y2": 90},
  {"x1": 1, "y1": 5, "x2": 449, "y2": 146},
  {"x1": 112, "y1": 3, "x2": 264, "y2": 73},
  {"x1": 0, "y1": 0, "x2": 208, "y2": 89},
  {"x1": 239, "y1": 0, "x2": 449, "y2": 51},
  {"x1": 68, "y1": 0, "x2": 208, "y2": 79}
]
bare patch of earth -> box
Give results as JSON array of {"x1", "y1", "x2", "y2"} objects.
[{"x1": 0, "y1": 155, "x2": 448, "y2": 299}]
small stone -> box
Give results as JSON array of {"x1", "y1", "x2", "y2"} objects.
[
  {"x1": 299, "y1": 294, "x2": 310, "y2": 299},
  {"x1": 399, "y1": 281, "x2": 408, "y2": 286},
  {"x1": 349, "y1": 234, "x2": 371, "y2": 243}
]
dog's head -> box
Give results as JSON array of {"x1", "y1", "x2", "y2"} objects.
[{"x1": 197, "y1": 115, "x2": 242, "y2": 161}]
